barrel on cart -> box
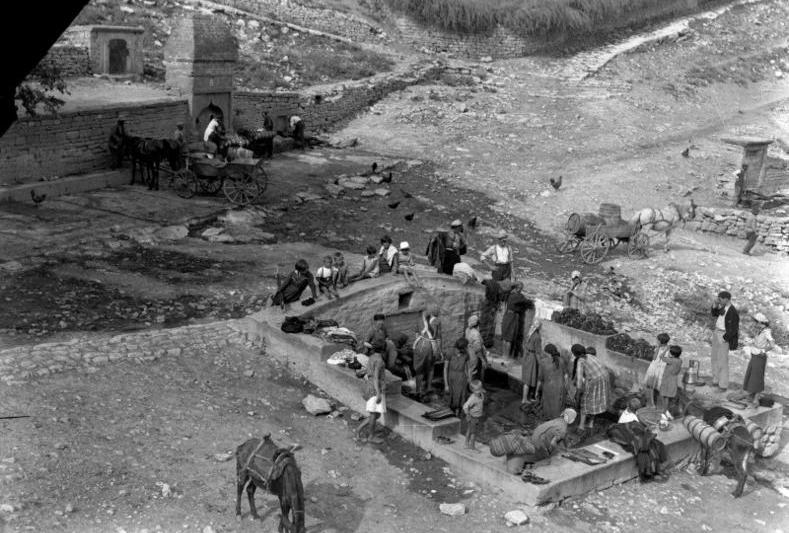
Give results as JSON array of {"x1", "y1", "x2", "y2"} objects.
[{"x1": 556, "y1": 203, "x2": 650, "y2": 263}]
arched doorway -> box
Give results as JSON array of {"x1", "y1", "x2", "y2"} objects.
[
  {"x1": 108, "y1": 39, "x2": 129, "y2": 74},
  {"x1": 195, "y1": 104, "x2": 224, "y2": 139}
]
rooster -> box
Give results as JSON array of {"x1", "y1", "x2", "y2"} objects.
[
  {"x1": 30, "y1": 189, "x2": 46, "y2": 207},
  {"x1": 681, "y1": 147, "x2": 690, "y2": 158},
  {"x1": 371, "y1": 162, "x2": 378, "y2": 174},
  {"x1": 549, "y1": 175, "x2": 563, "y2": 191}
]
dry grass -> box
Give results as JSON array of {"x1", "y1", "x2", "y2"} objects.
[{"x1": 386, "y1": 0, "x2": 717, "y2": 36}]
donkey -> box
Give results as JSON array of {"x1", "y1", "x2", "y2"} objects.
[
  {"x1": 630, "y1": 198, "x2": 696, "y2": 252},
  {"x1": 236, "y1": 435, "x2": 306, "y2": 533},
  {"x1": 681, "y1": 397, "x2": 754, "y2": 497}
]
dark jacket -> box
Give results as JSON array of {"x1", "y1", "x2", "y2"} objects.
[{"x1": 711, "y1": 304, "x2": 739, "y2": 350}]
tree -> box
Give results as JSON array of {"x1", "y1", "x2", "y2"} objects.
[{"x1": 15, "y1": 61, "x2": 69, "y2": 117}]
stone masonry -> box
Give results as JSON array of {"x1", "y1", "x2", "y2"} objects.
[
  {"x1": 0, "y1": 321, "x2": 257, "y2": 386},
  {"x1": 34, "y1": 45, "x2": 92, "y2": 78},
  {"x1": 686, "y1": 206, "x2": 789, "y2": 253}
]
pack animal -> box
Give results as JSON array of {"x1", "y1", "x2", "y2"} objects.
[
  {"x1": 629, "y1": 198, "x2": 696, "y2": 252},
  {"x1": 682, "y1": 399, "x2": 754, "y2": 497},
  {"x1": 235, "y1": 435, "x2": 306, "y2": 533},
  {"x1": 128, "y1": 136, "x2": 166, "y2": 190}
]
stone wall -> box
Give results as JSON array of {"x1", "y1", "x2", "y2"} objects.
[
  {"x1": 686, "y1": 207, "x2": 789, "y2": 253},
  {"x1": 0, "y1": 100, "x2": 188, "y2": 184},
  {"x1": 212, "y1": 0, "x2": 384, "y2": 42},
  {"x1": 0, "y1": 321, "x2": 254, "y2": 386},
  {"x1": 35, "y1": 45, "x2": 92, "y2": 78},
  {"x1": 387, "y1": 0, "x2": 729, "y2": 59},
  {"x1": 234, "y1": 61, "x2": 441, "y2": 133}
]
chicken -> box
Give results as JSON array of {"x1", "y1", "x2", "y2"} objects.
[
  {"x1": 371, "y1": 162, "x2": 378, "y2": 174},
  {"x1": 681, "y1": 147, "x2": 690, "y2": 158},
  {"x1": 381, "y1": 171, "x2": 393, "y2": 183},
  {"x1": 388, "y1": 201, "x2": 400, "y2": 209},
  {"x1": 467, "y1": 216, "x2": 478, "y2": 230},
  {"x1": 404, "y1": 212, "x2": 414, "y2": 221},
  {"x1": 549, "y1": 175, "x2": 562, "y2": 191},
  {"x1": 30, "y1": 189, "x2": 46, "y2": 207}
]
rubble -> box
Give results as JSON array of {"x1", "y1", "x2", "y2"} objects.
[
  {"x1": 302, "y1": 394, "x2": 333, "y2": 415},
  {"x1": 504, "y1": 509, "x2": 530, "y2": 526},
  {"x1": 439, "y1": 503, "x2": 466, "y2": 516}
]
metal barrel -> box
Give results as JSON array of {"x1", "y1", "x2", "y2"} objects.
[
  {"x1": 684, "y1": 416, "x2": 725, "y2": 453},
  {"x1": 744, "y1": 420, "x2": 763, "y2": 442}
]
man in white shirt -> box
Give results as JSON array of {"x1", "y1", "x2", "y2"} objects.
[
  {"x1": 290, "y1": 115, "x2": 305, "y2": 150},
  {"x1": 203, "y1": 114, "x2": 220, "y2": 143},
  {"x1": 710, "y1": 290, "x2": 739, "y2": 391},
  {"x1": 480, "y1": 229, "x2": 514, "y2": 281}
]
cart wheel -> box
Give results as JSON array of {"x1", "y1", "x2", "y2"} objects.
[
  {"x1": 627, "y1": 232, "x2": 650, "y2": 259},
  {"x1": 555, "y1": 236, "x2": 580, "y2": 254},
  {"x1": 579, "y1": 226, "x2": 610, "y2": 264},
  {"x1": 199, "y1": 177, "x2": 223, "y2": 195},
  {"x1": 173, "y1": 169, "x2": 198, "y2": 199},
  {"x1": 223, "y1": 175, "x2": 259, "y2": 206},
  {"x1": 251, "y1": 159, "x2": 268, "y2": 197}
]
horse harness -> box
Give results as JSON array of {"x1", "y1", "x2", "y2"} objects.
[{"x1": 242, "y1": 439, "x2": 295, "y2": 490}]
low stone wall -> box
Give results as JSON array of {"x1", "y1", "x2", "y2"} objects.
[
  {"x1": 233, "y1": 61, "x2": 441, "y2": 133},
  {"x1": 387, "y1": 0, "x2": 731, "y2": 59},
  {"x1": 0, "y1": 99, "x2": 188, "y2": 185},
  {"x1": 213, "y1": 0, "x2": 384, "y2": 42},
  {"x1": 686, "y1": 207, "x2": 789, "y2": 253},
  {"x1": 0, "y1": 321, "x2": 253, "y2": 386},
  {"x1": 34, "y1": 45, "x2": 91, "y2": 78}
]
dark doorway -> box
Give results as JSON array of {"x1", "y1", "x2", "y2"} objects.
[{"x1": 108, "y1": 39, "x2": 129, "y2": 74}]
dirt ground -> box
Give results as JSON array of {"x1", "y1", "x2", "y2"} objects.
[{"x1": 3, "y1": 0, "x2": 789, "y2": 531}]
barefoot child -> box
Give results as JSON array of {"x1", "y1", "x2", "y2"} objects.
[
  {"x1": 644, "y1": 333, "x2": 670, "y2": 408},
  {"x1": 463, "y1": 380, "x2": 485, "y2": 452},
  {"x1": 396, "y1": 241, "x2": 421, "y2": 287},
  {"x1": 658, "y1": 345, "x2": 683, "y2": 418},
  {"x1": 315, "y1": 255, "x2": 339, "y2": 299},
  {"x1": 355, "y1": 340, "x2": 386, "y2": 444},
  {"x1": 349, "y1": 245, "x2": 380, "y2": 282},
  {"x1": 333, "y1": 252, "x2": 349, "y2": 288}
]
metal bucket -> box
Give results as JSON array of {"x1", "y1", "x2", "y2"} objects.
[{"x1": 684, "y1": 416, "x2": 726, "y2": 453}]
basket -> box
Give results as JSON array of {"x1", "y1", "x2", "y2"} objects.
[{"x1": 636, "y1": 407, "x2": 663, "y2": 429}]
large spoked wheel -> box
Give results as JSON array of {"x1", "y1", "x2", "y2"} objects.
[
  {"x1": 579, "y1": 226, "x2": 611, "y2": 264},
  {"x1": 627, "y1": 232, "x2": 650, "y2": 259},
  {"x1": 556, "y1": 236, "x2": 580, "y2": 254},
  {"x1": 199, "y1": 176, "x2": 223, "y2": 195},
  {"x1": 223, "y1": 175, "x2": 260, "y2": 206},
  {"x1": 251, "y1": 159, "x2": 268, "y2": 196},
  {"x1": 173, "y1": 169, "x2": 198, "y2": 199}
]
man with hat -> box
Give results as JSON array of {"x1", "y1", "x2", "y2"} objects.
[
  {"x1": 108, "y1": 118, "x2": 127, "y2": 169},
  {"x1": 480, "y1": 229, "x2": 514, "y2": 281},
  {"x1": 742, "y1": 312, "x2": 774, "y2": 403},
  {"x1": 564, "y1": 270, "x2": 587, "y2": 312},
  {"x1": 710, "y1": 290, "x2": 739, "y2": 391},
  {"x1": 441, "y1": 219, "x2": 467, "y2": 275}
]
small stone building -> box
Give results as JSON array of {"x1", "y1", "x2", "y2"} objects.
[
  {"x1": 61, "y1": 25, "x2": 145, "y2": 78},
  {"x1": 164, "y1": 15, "x2": 238, "y2": 138}
]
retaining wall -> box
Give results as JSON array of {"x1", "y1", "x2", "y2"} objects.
[
  {"x1": 686, "y1": 206, "x2": 789, "y2": 253},
  {"x1": 34, "y1": 45, "x2": 92, "y2": 78},
  {"x1": 0, "y1": 100, "x2": 188, "y2": 185}
]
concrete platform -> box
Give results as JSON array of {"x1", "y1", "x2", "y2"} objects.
[{"x1": 235, "y1": 275, "x2": 785, "y2": 505}]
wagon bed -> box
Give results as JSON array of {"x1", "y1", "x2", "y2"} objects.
[{"x1": 557, "y1": 205, "x2": 649, "y2": 264}]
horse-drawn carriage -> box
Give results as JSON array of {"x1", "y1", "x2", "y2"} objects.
[
  {"x1": 557, "y1": 203, "x2": 650, "y2": 264},
  {"x1": 168, "y1": 142, "x2": 268, "y2": 206}
]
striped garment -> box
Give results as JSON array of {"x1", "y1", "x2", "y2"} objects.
[{"x1": 581, "y1": 356, "x2": 611, "y2": 416}]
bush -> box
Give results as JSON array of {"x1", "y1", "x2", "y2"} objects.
[{"x1": 551, "y1": 308, "x2": 617, "y2": 336}]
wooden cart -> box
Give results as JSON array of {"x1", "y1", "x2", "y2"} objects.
[
  {"x1": 172, "y1": 152, "x2": 268, "y2": 206},
  {"x1": 557, "y1": 208, "x2": 650, "y2": 264}
]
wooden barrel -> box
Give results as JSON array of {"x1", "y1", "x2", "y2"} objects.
[
  {"x1": 599, "y1": 203, "x2": 622, "y2": 219},
  {"x1": 744, "y1": 420, "x2": 763, "y2": 442},
  {"x1": 684, "y1": 416, "x2": 725, "y2": 452},
  {"x1": 566, "y1": 212, "x2": 605, "y2": 236}
]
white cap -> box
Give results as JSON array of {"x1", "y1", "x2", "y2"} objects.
[
  {"x1": 399, "y1": 241, "x2": 410, "y2": 250},
  {"x1": 451, "y1": 219, "x2": 462, "y2": 227},
  {"x1": 571, "y1": 270, "x2": 581, "y2": 279},
  {"x1": 753, "y1": 312, "x2": 769, "y2": 324}
]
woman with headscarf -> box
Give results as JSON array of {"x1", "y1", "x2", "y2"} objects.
[
  {"x1": 573, "y1": 344, "x2": 611, "y2": 432},
  {"x1": 413, "y1": 307, "x2": 442, "y2": 401},
  {"x1": 465, "y1": 314, "x2": 488, "y2": 382},
  {"x1": 538, "y1": 343, "x2": 568, "y2": 419},
  {"x1": 521, "y1": 320, "x2": 542, "y2": 406},
  {"x1": 444, "y1": 337, "x2": 471, "y2": 416},
  {"x1": 503, "y1": 408, "x2": 577, "y2": 474},
  {"x1": 743, "y1": 312, "x2": 775, "y2": 404},
  {"x1": 501, "y1": 282, "x2": 533, "y2": 360}
]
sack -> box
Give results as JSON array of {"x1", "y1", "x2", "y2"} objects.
[
  {"x1": 489, "y1": 432, "x2": 534, "y2": 457},
  {"x1": 281, "y1": 316, "x2": 305, "y2": 334}
]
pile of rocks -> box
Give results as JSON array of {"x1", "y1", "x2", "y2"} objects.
[{"x1": 686, "y1": 206, "x2": 789, "y2": 252}]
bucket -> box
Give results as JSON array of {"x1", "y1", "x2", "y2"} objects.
[{"x1": 684, "y1": 416, "x2": 725, "y2": 453}]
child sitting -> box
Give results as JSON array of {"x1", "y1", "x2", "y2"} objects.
[
  {"x1": 333, "y1": 252, "x2": 349, "y2": 288},
  {"x1": 396, "y1": 241, "x2": 421, "y2": 287},
  {"x1": 618, "y1": 398, "x2": 641, "y2": 424},
  {"x1": 349, "y1": 245, "x2": 380, "y2": 282},
  {"x1": 463, "y1": 379, "x2": 486, "y2": 453},
  {"x1": 315, "y1": 255, "x2": 339, "y2": 299}
]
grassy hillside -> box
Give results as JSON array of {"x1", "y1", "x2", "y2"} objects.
[
  {"x1": 385, "y1": 0, "x2": 724, "y2": 36},
  {"x1": 72, "y1": 0, "x2": 394, "y2": 89}
]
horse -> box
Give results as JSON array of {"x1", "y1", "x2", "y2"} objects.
[
  {"x1": 235, "y1": 435, "x2": 306, "y2": 533},
  {"x1": 128, "y1": 136, "x2": 166, "y2": 190},
  {"x1": 681, "y1": 397, "x2": 754, "y2": 497},
  {"x1": 629, "y1": 198, "x2": 696, "y2": 252}
]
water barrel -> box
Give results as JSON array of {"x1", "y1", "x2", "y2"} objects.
[
  {"x1": 567, "y1": 212, "x2": 605, "y2": 235},
  {"x1": 599, "y1": 203, "x2": 622, "y2": 224},
  {"x1": 684, "y1": 416, "x2": 725, "y2": 453},
  {"x1": 744, "y1": 420, "x2": 763, "y2": 442}
]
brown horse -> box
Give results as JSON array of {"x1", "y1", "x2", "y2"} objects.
[
  {"x1": 629, "y1": 198, "x2": 696, "y2": 252},
  {"x1": 235, "y1": 435, "x2": 306, "y2": 533},
  {"x1": 128, "y1": 136, "x2": 166, "y2": 190}
]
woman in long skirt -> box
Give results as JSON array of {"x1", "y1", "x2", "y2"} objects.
[
  {"x1": 521, "y1": 320, "x2": 542, "y2": 406},
  {"x1": 643, "y1": 333, "x2": 670, "y2": 407},
  {"x1": 444, "y1": 338, "x2": 470, "y2": 416},
  {"x1": 501, "y1": 282, "x2": 533, "y2": 360},
  {"x1": 743, "y1": 312, "x2": 774, "y2": 403},
  {"x1": 538, "y1": 343, "x2": 568, "y2": 419}
]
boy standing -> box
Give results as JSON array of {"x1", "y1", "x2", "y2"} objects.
[{"x1": 463, "y1": 380, "x2": 486, "y2": 453}]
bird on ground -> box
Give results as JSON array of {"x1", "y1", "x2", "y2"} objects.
[
  {"x1": 381, "y1": 171, "x2": 393, "y2": 183},
  {"x1": 404, "y1": 212, "x2": 414, "y2": 221},
  {"x1": 681, "y1": 147, "x2": 690, "y2": 158},
  {"x1": 400, "y1": 188, "x2": 413, "y2": 199},
  {"x1": 388, "y1": 201, "x2": 400, "y2": 209},
  {"x1": 372, "y1": 162, "x2": 378, "y2": 174},
  {"x1": 549, "y1": 175, "x2": 563, "y2": 191},
  {"x1": 467, "y1": 216, "x2": 478, "y2": 230},
  {"x1": 30, "y1": 189, "x2": 46, "y2": 207}
]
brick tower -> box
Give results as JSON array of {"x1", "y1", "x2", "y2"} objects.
[{"x1": 164, "y1": 14, "x2": 238, "y2": 138}]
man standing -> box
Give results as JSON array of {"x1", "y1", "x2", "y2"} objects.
[
  {"x1": 203, "y1": 114, "x2": 220, "y2": 143},
  {"x1": 108, "y1": 119, "x2": 126, "y2": 169},
  {"x1": 710, "y1": 290, "x2": 739, "y2": 391},
  {"x1": 564, "y1": 271, "x2": 587, "y2": 312},
  {"x1": 442, "y1": 220, "x2": 467, "y2": 275},
  {"x1": 742, "y1": 205, "x2": 760, "y2": 255},
  {"x1": 262, "y1": 111, "x2": 274, "y2": 158},
  {"x1": 290, "y1": 115, "x2": 305, "y2": 150},
  {"x1": 480, "y1": 229, "x2": 514, "y2": 281}
]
